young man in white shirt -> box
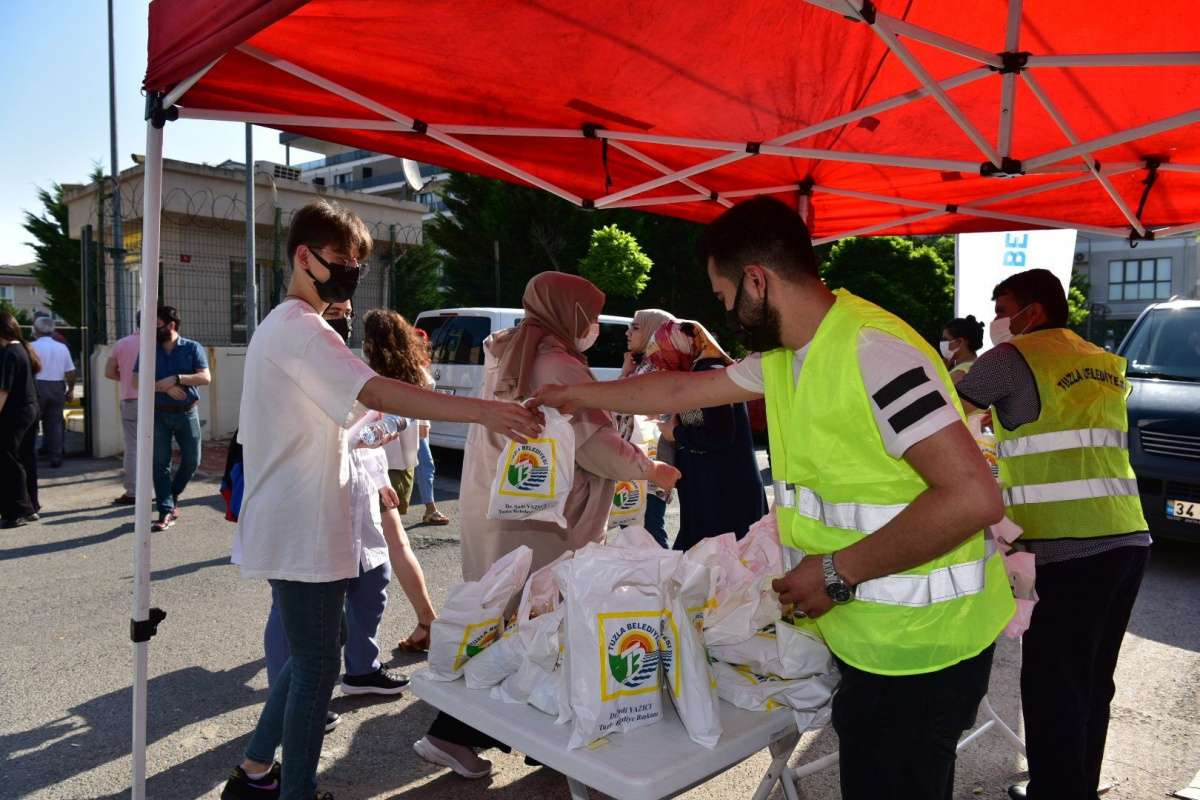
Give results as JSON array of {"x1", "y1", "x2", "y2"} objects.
[
  {"x1": 536, "y1": 197, "x2": 1011, "y2": 800},
  {"x1": 29, "y1": 316, "x2": 75, "y2": 468},
  {"x1": 222, "y1": 200, "x2": 541, "y2": 800}
]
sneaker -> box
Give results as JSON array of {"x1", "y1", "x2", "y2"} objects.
[
  {"x1": 413, "y1": 737, "x2": 493, "y2": 779},
  {"x1": 112, "y1": 494, "x2": 137, "y2": 506},
  {"x1": 220, "y1": 762, "x2": 280, "y2": 799},
  {"x1": 1, "y1": 517, "x2": 28, "y2": 530},
  {"x1": 325, "y1": 710, "x2": 341, "y2": 733},
  {"x1": 315, "y1": 793, "x2": 335, "y2": 800},
  {"x1": 151, "y1": 509, "x2": 178, "y2": 532},
  {"x1": 340, "y1": 667, "x2": 409, "y2": 696},
  {"x1": 23, "y1": 513, "x2": 40, "y2": 522}
]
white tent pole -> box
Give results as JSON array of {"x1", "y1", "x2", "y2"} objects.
[
  {"x1": 236, "y1": 44, "x2": 583, "y2": 205},
  {"x1": 1021, "y1": 72, "x2": 1146, "y2": 235},
  {"x1": 606, "y1": 192, "x2": 713, "y2": 209},
  {"x1": 607, "y1": 140, "x2": 733, "y2": 207},
  {"x1": 1158, "y1": 163, "x2": 1200, "y2": 173},
  {"x1": 868, "y1": 14, "x2": 1003, "y2": 167},
  {"x1": 130, "y1": 117, "x2": 165, "y2": 800},
  {"x1": 1027, "y1": 52, "x2": 1200, "y2": 68},
  {"x1": 813, "y1": 184, "x2": 943, "y2": 210},
  {"x1": 955, "y1": 206, "x2": 1128, "y2": 237},
  {"x1": 719, "y1": 184, "x2": 806, "y2": 199},
  {"x1": 997, "y1": 0, "x2": 1023, "y2": 158},
  {"x1": 801, "y1": 0, "x2": 1002, "y2": 66},
  {"x1": 177, "y1": 108, "x2": 413, "y2": 131},
  {"x1": 594, "y1": 67, "x2": 991, "y2": 206},
  {"x1": 1154, "y1": 220, "x2": 1200, "y2": 238},
  {"x1": 759, "y1": 144, "x2": 980, "y2": 172},
  {"x1": 812, "y1": 208, "x2": 947, "y2": 245},
  {"x1": 1025, "y1": 108, "x2": 1200, "y2": 170},
  {"x1": 161, "y1": 58, "x2": 222, "y2": 109}
]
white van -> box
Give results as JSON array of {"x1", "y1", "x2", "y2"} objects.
[{"x1": 414, "y1": 307, "x2": 633, "y2": 449}]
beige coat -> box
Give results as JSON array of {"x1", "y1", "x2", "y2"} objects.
[{"x1": 459, "y1": 333, "x2": 652, "y2": 581}]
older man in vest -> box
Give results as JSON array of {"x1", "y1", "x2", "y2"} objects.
[
  {"x1": 537, "y1": 196, "x2": 1014, "y2": 800},
  {"x1": 957, "y1": 269, "x2": 1149, "y2": 800}
]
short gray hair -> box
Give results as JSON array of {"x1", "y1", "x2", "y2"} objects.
[{"x1": 33, "y1": 316, "x2": 55, "y2": 335}]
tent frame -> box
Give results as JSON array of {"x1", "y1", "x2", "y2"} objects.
[{"x1": 132, "y1": 6, "x2": 1200, "y2": 796}]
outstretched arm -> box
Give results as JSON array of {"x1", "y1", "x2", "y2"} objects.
[{"x1": 535, "y1": 368, "x2": 760, "y2": 416}]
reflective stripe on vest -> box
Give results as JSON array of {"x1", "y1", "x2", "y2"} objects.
[
  {"x1": 773, "y1": 480, "x2": 906, "y2": 534},
  {"x1": 996, "y1": 427, "x2": 1128, "y2": 458},
  {"x1": 1003, "y1": 476, "x2": 1139, "y2": 506},
  {"x1": 784, "y1": 537, "x2": 999, "y2": 608}
]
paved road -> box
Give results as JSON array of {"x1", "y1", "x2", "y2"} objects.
[{"x1": 2, "y1": 451, "x2": 1198, "y2": 799}]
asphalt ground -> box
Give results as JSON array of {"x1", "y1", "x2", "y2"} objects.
[{"x1": 2, "y1": 449, "x2": 1198, "y2": 799}]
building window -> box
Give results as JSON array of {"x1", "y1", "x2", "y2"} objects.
[
  {"x1": 335, "y1": 172, "x2": 350, "y2": 185},
  {"x1": 312, "y1": 176, "x2": 326, "y2": 186},
  {"x1": 1108, "y1": 258, "x2": 1171, "y2": 302},
  {"x1": 0, "y1": 286, "x2": 13, "y2": 301},
  {"x1": 362, "y1": 167, "x2": 373, "y2": 179}
]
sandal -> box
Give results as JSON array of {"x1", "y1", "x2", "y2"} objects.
[
  {"x1": 396, "y1": 621, "x2": 432, "y2": 653},
  {"x1": 422, "y1": 510, "x2": 450, "y2": 526}
]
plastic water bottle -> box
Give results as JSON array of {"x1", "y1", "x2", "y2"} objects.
[{"x1": 359, "y1": 415, "x2": 408, "y2": 446}]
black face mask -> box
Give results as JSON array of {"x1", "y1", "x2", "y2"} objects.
[
  {"x1": 726, "y1": 274, "x2": 784, "y2": 352},
  {"x1": 305, "y1": 249, "x2": 361, "y2": 304},
  {"x1": 327, "y1": 316, "x2": 351, "y2": 344}
]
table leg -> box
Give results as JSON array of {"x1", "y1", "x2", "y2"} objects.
[
  {"x1": 566, "y1": 775, "x2": 590, "y2": 800},
  {"x1": 751, "y1": 730, "x2": 800, "y2": 800}
]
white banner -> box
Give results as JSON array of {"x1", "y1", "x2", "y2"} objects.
[{"x1": 955, "y1": 229, "x2": 1078, "y2": 349}]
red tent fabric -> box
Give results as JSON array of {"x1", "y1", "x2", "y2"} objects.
[{"x1": 146, "y1": 0, "x2": 1200, "y2": 242}]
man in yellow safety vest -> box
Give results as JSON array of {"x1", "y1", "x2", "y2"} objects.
[
  {"x1": 537, "y1": 196, "x2": 1015, "y2": 799},
  {"x1": 956, "y1": 268, "x2": 1150, "y2": 800}
]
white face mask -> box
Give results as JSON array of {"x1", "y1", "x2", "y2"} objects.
[
  {"x1": 989, "y1": 304, "x2": 1032, "y2": 346},
  {"x1": 939, "y1": 340, "x2": 955, "y2": 359},
  {"x1": 575, "y1": 321, "x2": 600, "y2": 352}
]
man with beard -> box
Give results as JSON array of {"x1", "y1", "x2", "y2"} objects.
[
  {"x1": 536, "y1": 196, "x2": 1014, "y2": 800},
  {"x1": 134, "y1": 304, "x2": 211, "y2": 532}
]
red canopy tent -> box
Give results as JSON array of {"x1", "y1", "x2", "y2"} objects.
[{"x1": 133, "y1": 1, "x2": 1200, "y2": 794}]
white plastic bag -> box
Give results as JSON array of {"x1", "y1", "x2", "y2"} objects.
[
  {"x1": 608, "y1": 417, "x2": 657, "y2": 528},
  {"x1": 493, "y1": 554, "x2": 571, "y2": 712},
  {"x1": 487, "y1": 408, "x2": 575, "y2": 527},
  {"x1": 692, "y1": 515, "x2": 785, "y2": 647},
  {"x1": 710, "y1": 661, "x2": 837, "y2": 731},
  {"x1": 557, "y1": 548, "x2": 672, "y2": 749},
  {"x1": 427, "y1": 545, "x2": 532, "y2": 680},
  {"x1": 661, "y1": 557, "x2": 722, "y2": 748},
  {"x1": 463, "y1": 628, "x2": 525, "y2": 689}
]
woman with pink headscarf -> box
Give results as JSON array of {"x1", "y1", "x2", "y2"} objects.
[
  {"x1": 414, "y1": 271, "x2": 680, "y2": 779},
  {"x1": 648, "y1": 320, "x2": 767, "y2": 551}
]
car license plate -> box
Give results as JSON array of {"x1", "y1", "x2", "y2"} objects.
[
  {"x1": 436, "y1": 387, "x2": 456, "y2": 395},
  {"x1": 1167, "y1": 499, "x2": 1199, "y2": 524}
]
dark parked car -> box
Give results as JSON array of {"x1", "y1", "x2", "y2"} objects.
[{"x1": 1119, "y1": 299, "x2": 1200, "y2": 541}]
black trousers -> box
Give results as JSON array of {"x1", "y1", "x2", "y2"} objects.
[
  {"x1": 1022, "y1": 545, "x2": 1149, "y2": 800},
  {"x1": 428, "y1": 711, "x2": 510, "y2": 753},
  {"x1": 833, "y1": 644, "x2": 995, "y2": 800},
  {"x1": 0, "y1": 413, "x2": 37, "y2": 521}
]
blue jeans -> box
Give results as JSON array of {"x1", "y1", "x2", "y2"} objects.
[
  {"x1": 153, "y1": 408, "x2": 201, "y2": 514},
  {"x1": 644, "y1": 494, "x2": 669, "y2": 548},
  {"x1": 246, "y1": 578, "x2": 348, "y2": 800},
  {"x1": 264, "y1": 562, "x2": 391, "y2": 684},
  {"x1": 414, "y1": 437, "x2": 436, "y2": 506}
]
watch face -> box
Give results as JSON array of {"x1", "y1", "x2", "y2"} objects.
[{"x1": 826, "y1": 583, "x2": 853, "y2": 604}]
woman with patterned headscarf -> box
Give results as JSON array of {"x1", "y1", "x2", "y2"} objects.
[
  {"x1": 414, "y1": 271, "x2": 681, "y2": 780},
  {"x1": 649, "y1": 320, "x2": 767, "y2": 551}
]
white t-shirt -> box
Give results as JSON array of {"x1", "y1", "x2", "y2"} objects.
[
  {"x1": 725, "y1": 329, "x2": 960, "y2": 458},
  {"x1": 232, "y1": 299, "x2": 378, "y2": 582},
  {"x1": 30, "y1": 337, "x2": 75, "y2": 381}
]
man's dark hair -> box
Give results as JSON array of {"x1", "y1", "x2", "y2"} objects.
[
  {"x1": 286, "y1": 200, "x2": 373, "y2": 266},
  {"x1": 158, "y1": 304, "x2": 181, "y2": 329},
  {"x1": 992, "y1": 268, "x2": 1068, "y2": 328},
  {"x1": 697, "y1": 196, "x2": 819, "y2": 282}
]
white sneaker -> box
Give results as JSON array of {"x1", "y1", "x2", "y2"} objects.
[{"x1": 413, "y1": 736, "x2": 493, "y2": 779}]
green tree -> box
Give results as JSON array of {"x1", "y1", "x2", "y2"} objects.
[
  {"x1": 0, "y1": 299, "x2": 32, "y2": 326},
  {"x1": 820, "y1": 236, "x2": 954, "y2": 343},
  {"x1": 22, "y1": 183, "x2": 81, "y2": 328},
  {"x1": 1068, "y1": 268, "x2": 1091, "y2": 330},
  {"x1": 577, "y1": 224, "x2": 653, "y2": 298},
  {"x1": 390, "y1": 240, "x2": 443, "y2": 321}
]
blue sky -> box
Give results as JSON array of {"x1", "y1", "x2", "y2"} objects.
[{"x1": 0, "y1": 1, "x2": 320, "y2": 265}]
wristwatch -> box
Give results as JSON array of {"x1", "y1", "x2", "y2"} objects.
[
  {"x1": 174, "y1": 374, "x2": 182, "y2": 387},
  {"x1": 822, "y1": 554, "x2": 854, "y2": 604}
]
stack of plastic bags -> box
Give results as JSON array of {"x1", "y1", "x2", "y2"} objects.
[{"x1": 425, "y1": 512, "x2": 839, "y2": 753}]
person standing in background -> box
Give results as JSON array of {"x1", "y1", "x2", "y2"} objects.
[
  {"x1": 0, "y1": 312, "x2": 41, "y2": 528},
  {"x1": 412, "y1": 327, "x2": 449, "y2": 526},
  {"x1": 940, "y1": 315, "x2": 986, "y2": 384},
  {"x1": 30, "y1": 316, "x2": 74, "y2": 469},
  {"x1": 105, "y1": 319, "x2": 141, "y2": 505}
]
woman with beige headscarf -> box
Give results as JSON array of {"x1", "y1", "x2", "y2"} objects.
[{"x1": 414, "y1": 272, "x2": 681, "y2": 780}]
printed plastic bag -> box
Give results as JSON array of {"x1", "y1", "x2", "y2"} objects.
[
  {"x1": 487, "y1": 408, "x2": 576, "y2": 527},
  {"x1": 691, "y1": 515, "x2": 785, "y2": 647},
  {"x1": 661, "y1": 557, "x2": 722, "y2": 748},
  {"x1": 608, "y1": 417, "x2": 658, "y2": 528},
  {"x1": 710, "y1": 661, "x2": 837, "y2": 732},
  {"x1": 557, "y1": 548, "x2": 672, "y2": 749},
  {"x1": 463, "y1": 627, "x2": 525, "y2": 689},
  {"x1": 427, "y1": 545, "x2": 532, "y2": 680},
  {"x1": 492, "y1": 554, "x2": 571, "y2": 712}
]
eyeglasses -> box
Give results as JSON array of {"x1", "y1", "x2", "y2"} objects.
[
  {"x1": 323, "y1": 309, "x2": 355, "y2": 321},
  {"x1": 307, "y1": 247, "x2": 370, "y2": 280}
]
